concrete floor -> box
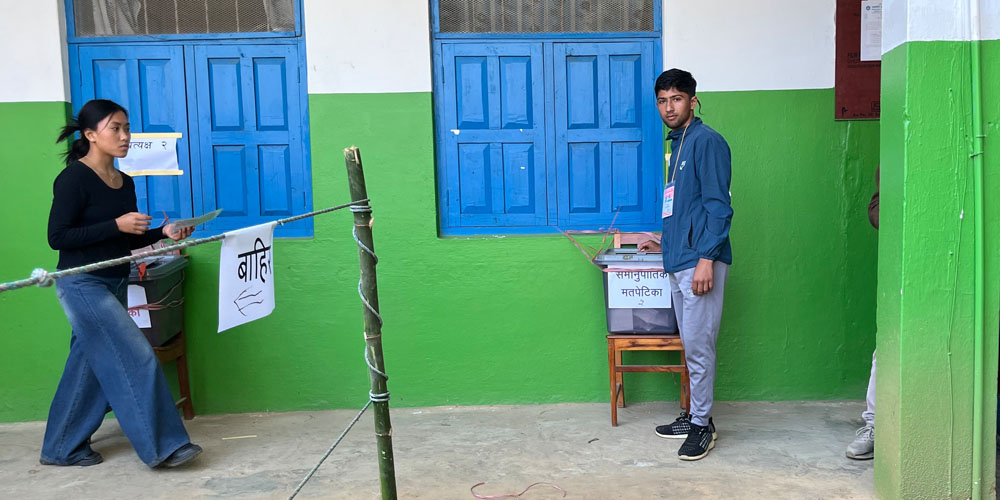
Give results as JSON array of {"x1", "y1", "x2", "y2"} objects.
[{"x1": 0, "y1": 401, "x2": 875, "y2": 500}]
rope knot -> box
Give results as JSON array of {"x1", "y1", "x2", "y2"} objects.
[{"x1": 31, "y1": 268, "x2": 54, "y2": 288}]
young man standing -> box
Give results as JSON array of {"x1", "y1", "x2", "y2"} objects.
[{"x1": 639, "y1": 68, "x2": 733, "y2": 461}]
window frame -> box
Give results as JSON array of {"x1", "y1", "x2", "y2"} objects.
[
  {"x1": 64, "y1": 0, "x2": 303, "y2": 44},
  {"x1": 430, "y1": 0, "x2": 665, "y2": 236},
  {"x1": 430, "y1": 0, "x2": 662, "y2": 39},
  {"x1": 64, "y1": 1, "x2": 313, "y2": 238}
]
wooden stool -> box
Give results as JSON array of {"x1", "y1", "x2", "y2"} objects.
[
  {"x1": 153, "y1": 330, "x2": 195, "y2": 420},
  {"x1": 607, "y1": 334, "x2": 689, "y2": 426}
]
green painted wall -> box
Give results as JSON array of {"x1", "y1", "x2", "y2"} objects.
[
  {"x1": 0, "y1": 101, "x2": 75, "y2": 422},
  {"x1": 875, "y1": 40, "x2": 1000, "y2": 500},
  {"x1": 0, "y1": 88, "x2": 880, "y2": 422}
]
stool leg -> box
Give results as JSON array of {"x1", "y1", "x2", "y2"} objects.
[
  {"x1": 608, "y1": 338, "x2": 618, "y2": 426},
  {"x1": 615, "y1": 348, "x2": 625, "y2": 408},
  {"x1": 176, "y1": 332, "x2": 195, "y2": 420}
]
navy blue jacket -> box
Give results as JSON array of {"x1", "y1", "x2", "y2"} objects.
[{"x1": 660, "y1": 117, "x2": 733, "y2": 273}]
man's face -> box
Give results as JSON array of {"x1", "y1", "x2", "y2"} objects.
[{"x1": 656, "y1": 88, "x2": 697, "y2": 130}]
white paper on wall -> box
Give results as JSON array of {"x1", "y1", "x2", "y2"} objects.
[
  {"x1": 117, "y1": 133, "x2": 183, "y2": 176},
  {"x1": 218, "y1": 222, "x2": 277, "y2": 332},
  {"x1": 861, "y1": 0, "x2": 883, "y2": 61}
]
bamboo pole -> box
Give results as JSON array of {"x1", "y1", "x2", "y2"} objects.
[{"x1": 344, "y1": 147, "x2": 397, "y2": 500}]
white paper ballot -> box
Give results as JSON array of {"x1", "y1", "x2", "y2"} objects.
[
  {"x1": 172, "y1": 208, "x2": 223, "y2": 230},
  {"x1": 127, "y1": 285, "x2": 152, "y2": 328},
  {"x1": 118, "y1": 133, "x2": 183, "y2": 176},
  {"x1": 861, "y1": 0, "x2": 882, "y2": 61},
  {"x1": 218, "y1": 222, "x2": 277, "y2": 332}
]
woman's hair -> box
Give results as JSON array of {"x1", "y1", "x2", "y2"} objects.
[{"x1": 56, "y1": 99, "x2": 129, "y2": 166}]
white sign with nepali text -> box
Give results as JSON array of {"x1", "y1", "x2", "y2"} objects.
[
  {"x1": 218, "y1": 222, "x2": 277, "y2": 332},
  {"x1": 606, "y1": 264, "x2": 671, "y2": 309},
  {"x1": 117, "y1": 133, "x2": 183, "y2": 176}
]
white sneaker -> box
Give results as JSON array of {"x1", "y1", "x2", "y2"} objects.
[{"x1": 846, "y1": 425, "x2": 874, "y2": 460}]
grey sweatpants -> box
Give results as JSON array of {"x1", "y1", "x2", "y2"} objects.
[
  {"x1": 863, "y1": 351, "x2": 876, "y2": 427},
  {"x1": 669, "y1": 261, "x2": 729, "y2": 427}
]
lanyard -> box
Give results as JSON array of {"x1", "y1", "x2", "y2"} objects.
[{"x1": 668, "y1": 122, "x2": 690, "y2": 185}]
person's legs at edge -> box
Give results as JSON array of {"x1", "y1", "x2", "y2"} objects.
[{"x1": 847, "y1": 351, "x2": 876, "y2": 460}]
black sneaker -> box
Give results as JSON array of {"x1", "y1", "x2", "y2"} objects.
[
  {"x1": 655, "y1": 413, "x2": 718, "y2": 440},
  {"x1": 678, "y1": 422, "x2": 715, "y2": 461},
  {"x1": 655, "y1": 412, "x2": 692, "y2": 439}
]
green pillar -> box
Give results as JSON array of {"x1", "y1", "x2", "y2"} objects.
[{"x1": 876, "y1": 3, "x2": 1000, "y2": 498}]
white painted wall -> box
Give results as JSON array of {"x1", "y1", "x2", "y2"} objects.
[
  {"x1": 883, "y1": 0, "x2": 1000, "y2": 55},
  {"x1": 14, "y1": 1, "x2": 996, "y2": 101},
  {"x1": 301, "y1": 0, "x2": 835, "y2": 94},
  {"x1": 0, "y1": 0, "x2": 70, "y2": 103},
  {"x1": 662, "y1": 0, "x2": 836, "y2": 91},
  {"x1": 303, "y1": 0, "x2": 432, "y2": 93}
]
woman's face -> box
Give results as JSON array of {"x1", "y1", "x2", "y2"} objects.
[{"x1": 84, "y1": 111, "x2": 131, "y2": 158}]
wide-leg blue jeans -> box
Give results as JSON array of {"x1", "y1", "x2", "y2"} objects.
[{"x1": 40, "y1": 273, "x2": 190, "y2": 467}]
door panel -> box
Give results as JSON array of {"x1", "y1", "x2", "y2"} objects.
[
  {"x1": 440, "y1": 42, "x2": 548, "y2": 227},
  {"x1": 554, "y1": 41, "x2": 659, "y2": 227},
  {"x1": 193, "y1": 44, "x2": 307, "y2": 234}
]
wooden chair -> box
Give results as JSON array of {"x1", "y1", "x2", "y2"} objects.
[
  {"x1": 153, "y1": 330, "x2": 195, "y2": 420},
  {"x1": 606, "y1": 232, "x2": 689, "y2": 426}
]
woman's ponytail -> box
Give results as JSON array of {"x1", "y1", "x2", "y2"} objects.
[
  {"x1": 56, "y1": 121, "x2": 89, "y2": 165},
  {"x1": 66, "y1": 137, "x2": 90, "y2": 164}
]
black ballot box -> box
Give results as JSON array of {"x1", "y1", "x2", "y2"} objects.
[{"x1": 128, "y1": 255, "x2": 188, "y2": 346}]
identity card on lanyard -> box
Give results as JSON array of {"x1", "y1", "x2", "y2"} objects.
[
  {"x1": 663, "y1": 123, "x2": 689, "y2": 219},
  {"x1": 662, "y1": 182, "x2": 675, "y2": 218}
]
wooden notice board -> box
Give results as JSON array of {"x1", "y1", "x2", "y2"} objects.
[{"x1": 835, "y1": 0, "x2": 881, "y2": 120}]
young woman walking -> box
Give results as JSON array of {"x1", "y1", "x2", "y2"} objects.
[{"x1": 41, "y1": 99, "x2": 201, "y2": 468}]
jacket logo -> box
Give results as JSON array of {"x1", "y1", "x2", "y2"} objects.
[{"x1": 679, "y1": 160, "x2": 687, "y2": 171}]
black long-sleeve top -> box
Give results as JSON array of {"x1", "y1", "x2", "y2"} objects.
[{"x1": 47, "y1": 161, "x2": 164, "y2": 278}]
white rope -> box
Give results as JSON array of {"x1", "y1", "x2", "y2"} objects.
[{"x1": 0, "y1": 199, "x2": 369, "y2": 294}]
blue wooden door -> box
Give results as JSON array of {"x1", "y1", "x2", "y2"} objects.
[
  {"x1": 77, "y1": 45, "x2": 193, "y2": 226},
  {"x1": 439, "y1": 42, "x2": 548, "y2": 228},
  {"x1": 553, "y1": 42, "x2": 660, "y2": 227},
  {"x1": 192, "y1": 44, "x2": 308, "y2": 235}
]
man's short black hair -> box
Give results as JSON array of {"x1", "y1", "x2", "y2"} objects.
[{"x1": 655, "y1": 68, "x2": 696, "y2": 97}]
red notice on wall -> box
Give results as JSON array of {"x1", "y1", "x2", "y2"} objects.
[{"x1": 835, "y1": 0, "x2": 881, "y2": 120}]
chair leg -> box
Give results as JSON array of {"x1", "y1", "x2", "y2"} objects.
[
  {"x1": 176, "y1": 332, "x2": 195, "y2": 420},
  {"x1": 608, "y1": 338, "x2": 618, "y2": 426}
]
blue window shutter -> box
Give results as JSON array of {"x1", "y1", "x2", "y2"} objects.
[
  {"x1": 554, "y1": 41, "x2": 658, "y2": 230},
  {"x1": 192, "y1": 44, "x2": 309, "y2": 236},
  {"x1": 77, "y1": 45, "x2": 193, "y2": 227},
  {"x1": 439, "y1": 42, "x2": 548, "y2": 230}
]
